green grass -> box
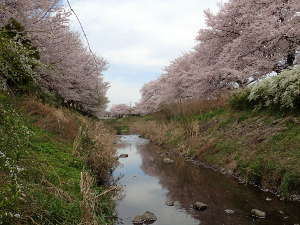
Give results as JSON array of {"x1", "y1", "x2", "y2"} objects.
[
  {"x1": 0, "y1": 110, "x2": 82, "y2": 224},
  {"x1": 193, "y1": 108, "x2": 226, "y2": 121},
  {"x1": 171, "y1": 108, "x2": 226, "y2": 123},
  {"x1": 0, "y1": 95, "x2": 114, "y2": 225},
  {"x1": 280, "y1": 172, "x2": 300, "y2": 197}
]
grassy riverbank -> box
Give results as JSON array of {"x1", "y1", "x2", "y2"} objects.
[
  {"x1": 129, "y1": 68, "x2": 300, "y2": 199},
  {"x1": 122, "y1": 98, "x2": 300, "y2": 199},
  {"x1": 0, "y1": 93, "x2": 117, "y2": 225}
]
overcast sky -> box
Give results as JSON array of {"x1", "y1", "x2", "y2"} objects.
[{"x1": 68, "y1": 0, "x2": 223, "y2": 108}]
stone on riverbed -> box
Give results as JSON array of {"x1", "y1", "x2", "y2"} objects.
[
  {"x1": 142, "y1": 211, "x2": 157, "y2": 222},
  {"x1": 290, "y1": 194, "x2": 300, "y2": 201},
  {"x1": 119, "y1": 154, "x2": 128, "y2": 158},
  {"x1": 132, "y1": 211, "x2": 157, "y2": 224},
  {"x1": 163, "y1": 158, "x2": 174, "y2": 164},
  {"x1": 266, "y1": 197, "x2": 272, "y2": 201},
  {"x1": 165, "y1": 200, "x2": 174, "y2": 206},
  {"x1": 224, "y1": 209, "x2": 235, "y2": 214},
  {"x1": 251, "y1": 209, "x2": 266, "y2": 218},
  {"x1": 132, "y1": 215, "x2": 145, "y2": 224},
  {"x1": 193, "y1": 202, "x2": 208, "y2": 211}
]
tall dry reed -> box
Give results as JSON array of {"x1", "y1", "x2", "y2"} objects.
[{"x1": 155, "y1": 95, "x2": 228, "y2": 120}]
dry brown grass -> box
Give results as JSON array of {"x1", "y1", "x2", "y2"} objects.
[
  {"x1": 195, "y1": 139, "x2": 216, "y2": 158},
  {"x1": 42, "y1": 178, "x2": 73, "y2": 203},
  {"x1": 155, "y1": 95, "x2": 228, "y2": 120},
  {"x1": 79, "y1": 172, "x2": 99, "y2": 225},
  {"x1": 131, "y1": 96, "x2": 230, "y2": 158},
  {"x1": 20, "y1": 97, "x2": 80, "y2": 141},
  {"x1": 79, "y1": 172, "x2": 119, "y2": 225},
  {"x1": 132, "y1": 120, "x2": 183, "y2": 146},
  {"x1": 82, "y1": 122, "x2": 117, "y2": 183}
]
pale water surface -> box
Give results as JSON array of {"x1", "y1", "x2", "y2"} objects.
[{"x1": 113, "y1": 135, "x2": 300, "y2": 225}]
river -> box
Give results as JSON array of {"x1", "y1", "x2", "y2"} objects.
[{"x1": 113, "y1": 135, "x2": 300, "y2": 225}]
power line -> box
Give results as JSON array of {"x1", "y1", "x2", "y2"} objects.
[{"x1": 65, "y1": 0, "x2": 101, "y2": 93}]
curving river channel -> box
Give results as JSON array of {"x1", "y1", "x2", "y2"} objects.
[{"x1": 113, "y1": 135, "x2": 300, "y2": 225}]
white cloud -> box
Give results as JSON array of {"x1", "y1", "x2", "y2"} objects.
[
  {"x1": 68, "y1": 0, "x2": 223, "y2": 106},
  {"x1": 104, "y1": 46, "x2": 168, "y2": 67},
  {"x1": 106, "y1": 78, "x2": 141, "y2": 108}
]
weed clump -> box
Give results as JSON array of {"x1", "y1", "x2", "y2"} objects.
[{"x1": 280, "y1": 172, "x2": 300, "y2": 197}]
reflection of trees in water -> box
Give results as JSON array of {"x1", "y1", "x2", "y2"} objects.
[
  {"x1": 137, "y1": 144, "x2": 291, "y2": 225},
  {"x1": 113, "y1": 140, "x2": 137, "y2": 203},
  {"x1": 138, "y1": 144, "x2": 230, "y2": 225}
]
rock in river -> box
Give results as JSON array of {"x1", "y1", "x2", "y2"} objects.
[
  {"x1": 251, "y1": 209, "x2": 266, "y2": 218},
  {"x1": 142, "y1": 211, "x2": 157, "y2": 222},
  {"x1": 132, "y1": 211, "x2": 157, "y2": 224},
  {"x1": 165, "y1": 200, "x2": 175, "y2": 206},
  {"x1": 193, "y1": 202, "x2": 208, "y2": 211},
  {"x1": 163, "y1": 158, "x2": 174, "y2": 164},
  {"x1": 132, "y1": 215, "x2": 145, "y2": 224},
  {"x1": 119, "y1": 154, "x2": 128, "y2": 158},
  {"x1": 224, "y1": 209, "x2": 235, "y2": 214},
  {"x1": 266, "y1": 197, "x2": 272, "y2": 201}
]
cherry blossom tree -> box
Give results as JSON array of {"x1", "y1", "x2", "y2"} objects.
[
  {"x1": 0, "y1": 0, "x2": 109, "y2": 117},
  {"x1": 137, "y1": 0, "x2": 300, "y2": 114}
]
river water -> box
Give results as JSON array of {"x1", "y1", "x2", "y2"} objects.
[{"x1": 113, "y1": 135, "x2": 300, "y2": 225}]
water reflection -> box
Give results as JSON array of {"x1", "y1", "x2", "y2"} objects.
[{"x1": 113, "y1": 135, "x2": 300, "y2": 225}]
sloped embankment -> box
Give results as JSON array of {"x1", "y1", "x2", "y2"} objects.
[
  {"x1": 0, "y1": 94, "x2": 117, "y2": 225},
  {"x1": 131, "y1": 67, "x2": 300, "y2": 200},
  {"x1": 131, "y1": 107, "x2": 300, "y2": 200}
]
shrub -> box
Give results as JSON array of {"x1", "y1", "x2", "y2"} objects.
[
  {"x1": 0, "y1": 20, "x2": 40, "y2": 93},
  {"x1": 229, "y1": 88, "x2": 252, "y2": 110},
  {"x1": 0, "y1": 35, "x2": 38, "y2": 91},
  {"x1": 249, "y1": 67, "x2": 300, "y2": 110},
  {"x1": 230, "y1": 67, "x2": 300, "y2": 111}
]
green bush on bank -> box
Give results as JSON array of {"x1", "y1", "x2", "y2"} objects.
[
  {"x1": 229, "y1": 88, "x2": 252, "y2": 110},
  {"x1": 0, "y1": 19, "x2": 41, "y2": 93},
  {"x1": 230, "y1": 67, "x2": 300, "y2": 111}
]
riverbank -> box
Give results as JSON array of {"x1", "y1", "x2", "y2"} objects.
[
  {"x1": 113, "y1": 135, "x2": 300, "y2": 225},
  {"x1": 113, "y1": 102, "x2": 300, "y2": 200},
  {"x1": 0, "y1": 93, "x2": 117, "y2": 225}
]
